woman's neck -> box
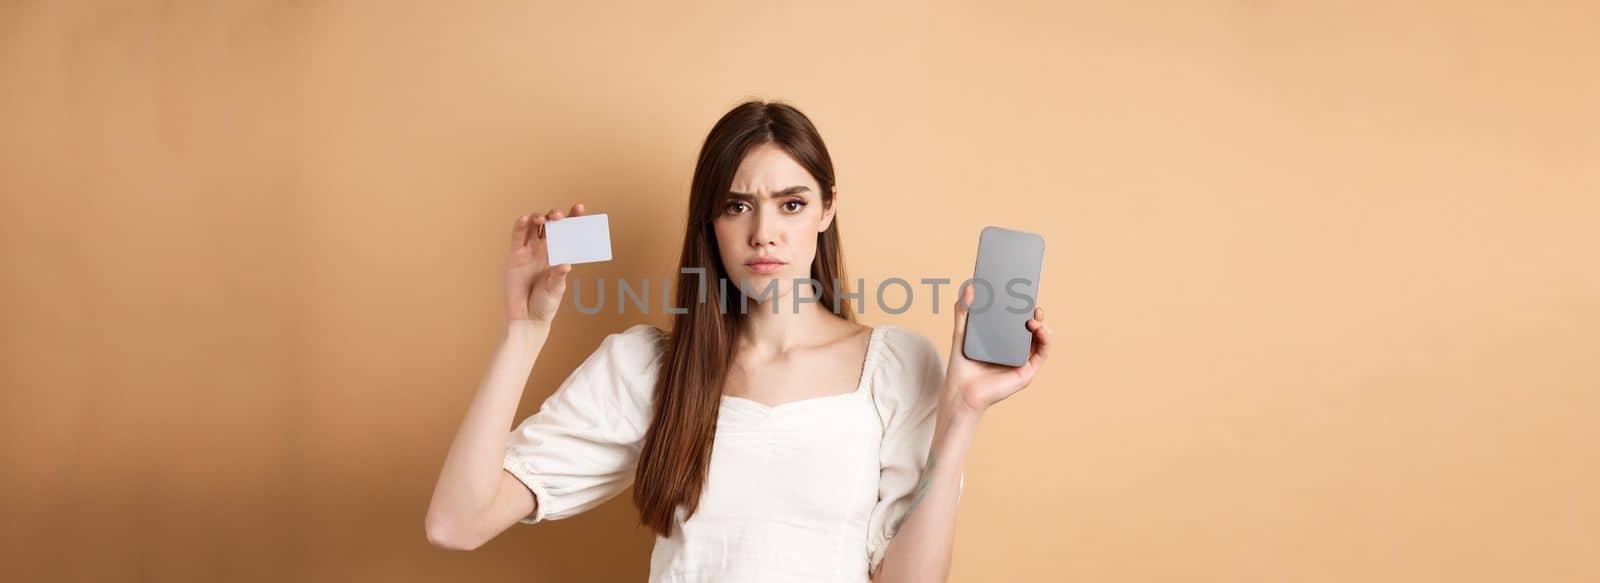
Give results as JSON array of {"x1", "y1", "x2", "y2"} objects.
[{"x1": 736, "y1": 283, "x2": 840, "y2": 357}]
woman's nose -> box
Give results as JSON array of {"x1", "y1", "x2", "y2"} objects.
[{"x1": 749, "y1": 213, "x2": 779, "y2": 247}]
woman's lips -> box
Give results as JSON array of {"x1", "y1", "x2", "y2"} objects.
[{"x1": 744, "y1": 261, "x2": 785, "y2": 275}]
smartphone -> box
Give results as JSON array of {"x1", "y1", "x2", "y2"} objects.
[{"x1": 962, "y1": 226, "x2": 1046, "y2": 367}]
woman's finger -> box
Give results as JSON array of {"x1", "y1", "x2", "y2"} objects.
[
  {"x1": 510, "y1": 214, "x2": 531, "y2": 248},
  {"x1": 540, "y1": 208, "x2": 565, "y2": 243},
  {"x1": 1027, "y1": 320, "x2": 1052, "y2": 370},
  {"x1": 531, "y1": 215, "x2": 548, "y2": 240},
  {"x1": 570, "y1": 202, "x2": 585, "y2": 217},
  {"x1": 952, "y1": 282, "x2": 973, "y2": 348}
]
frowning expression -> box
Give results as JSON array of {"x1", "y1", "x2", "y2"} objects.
[{"x1": 713, "y1": 142, "x2": 837, "y2": 304}]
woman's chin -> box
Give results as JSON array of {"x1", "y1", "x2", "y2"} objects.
[
  {"x1": 731, "y1": 271, "x2": 781, "y2": 290},
  {"x1": 728, "y1": 275, "x2": 808, "y2": 309},
  {"x1": 728, "y1": 279, "x2": 770, "y2": 300}
]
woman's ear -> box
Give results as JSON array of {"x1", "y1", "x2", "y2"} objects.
[{"x1": 820, "y1": 185, "x2": 839, "y2": 232}]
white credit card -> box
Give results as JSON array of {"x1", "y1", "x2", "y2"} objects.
[{"x1": 545, "y1": 213, "x2": 613, "y2": 265}]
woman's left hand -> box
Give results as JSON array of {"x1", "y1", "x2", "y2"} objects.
[{"x1": 944, "y1": 283, "x2": 1052, "y2": 416}]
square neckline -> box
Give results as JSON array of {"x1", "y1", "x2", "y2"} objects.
[{"x1": 720, "y1": 325, "x2": 885, "y2": 412}]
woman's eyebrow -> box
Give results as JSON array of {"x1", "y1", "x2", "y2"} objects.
[{"x1": 727, "y1": 185, "x2": 811, "y2": 200}]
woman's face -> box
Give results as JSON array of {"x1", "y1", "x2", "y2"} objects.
[{"x1": 713, "y1": 142, "x2": 836, "y2": 306}]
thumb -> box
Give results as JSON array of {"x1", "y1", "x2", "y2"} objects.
[{"x1": 547, "y1": 263, "x2": 572, "y2": 291}]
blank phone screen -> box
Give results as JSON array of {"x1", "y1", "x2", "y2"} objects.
[{"x1": 962, "y1": 226, "x2": 1045, "y2": 367}]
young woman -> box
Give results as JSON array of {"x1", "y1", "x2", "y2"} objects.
[{"x1": 425, "y1": 101, "x2": 1052, "y2": 582}]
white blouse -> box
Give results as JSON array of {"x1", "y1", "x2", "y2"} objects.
[{"x1": 502, "y1": 323, "x2": 962, "y2": 582}]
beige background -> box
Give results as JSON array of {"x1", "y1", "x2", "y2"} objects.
[{"x1": 3, "y1": 1, "x2": 1597, "y2": 581}]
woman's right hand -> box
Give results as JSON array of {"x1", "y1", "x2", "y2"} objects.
[{"x1": 505, "y1": 203, "x2": 586, "y2": 324}]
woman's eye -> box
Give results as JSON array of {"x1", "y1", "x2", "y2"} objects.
[
  {"x1": 783, "y1": 200, "x2": 806, "y2": 212},
  {"x1": 725, "y1": 202, "x2": 748, "y2": 214}
]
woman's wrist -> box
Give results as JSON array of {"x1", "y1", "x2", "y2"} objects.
[
  {"x1": 506, "y1": 318, "x2": 553, "y2": 341},
  {"x1": 939, "y1": 382, "x2": 986, "y2": 427}
]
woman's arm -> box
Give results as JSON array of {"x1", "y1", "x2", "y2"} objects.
[
  {"x1": 424, "y1": 205, "x2": 583, "y2": 550},
  {"x1": 873, "y1": 284, "x2": 1053, "y2": 582},
  {"x1": 424, "y1": 320, "x2": 547, "y2": 550},
  {"x1": 871, "y1": 390, "x2": 982, "y2": 581}
]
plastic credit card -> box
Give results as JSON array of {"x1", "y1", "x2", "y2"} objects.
[{"x1": 545, "y1": 213, "x2": 613, "y2": 265}]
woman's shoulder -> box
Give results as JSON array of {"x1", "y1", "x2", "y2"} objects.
[
  {"x1": 866, "y1": 323, "x2": 945, "y2": 389},
  {"x1": 864, "y1": 324, "x2": 947, "y2": 419},
  {"x1": 526, "y1": 324, "x2": 665, "y2": 443},
  {"x1": 871, "y1": 324, "x2": 942, "y2": 364},
  {"x1": 614, "y1": 322, "x2": 668, "y2": 343},
  {"x1": 567, "y1": 324, "x2": 667, "y2": 390},
  {"x1": 553, "y1": 324, "x2": 666, "y2": 415},
  {"x1": 596, "y1": 323, "x2": 669, "y2": 363}
]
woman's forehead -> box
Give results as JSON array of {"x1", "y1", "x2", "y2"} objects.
[{"x1": 729, "y1": 144, "x2": 817, "y2": 195}]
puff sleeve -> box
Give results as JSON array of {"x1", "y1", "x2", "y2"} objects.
[
  {"x1": 501, "y1": 323, "x2": 665, "y2": 525},
  {"x1": 865, "y1": 326, "x2": 965, "y2": 574}
]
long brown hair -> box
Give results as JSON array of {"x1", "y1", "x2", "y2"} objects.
[{"x1": 632, "y1": 100, "x2": 853, "y2": 537}]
